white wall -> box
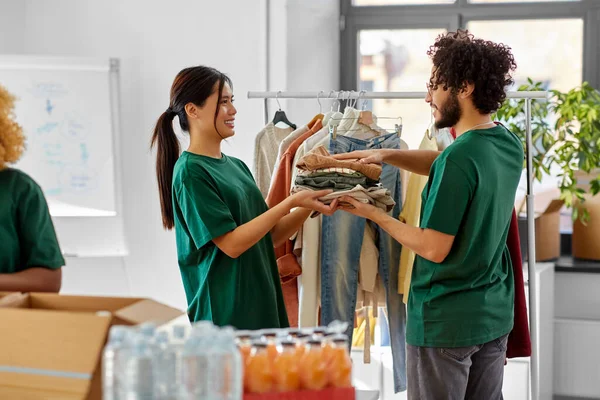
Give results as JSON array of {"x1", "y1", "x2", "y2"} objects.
[
  {"x1": 265, "y1": 0, "x2": 340, "y2": 126},
  {"x1": 286, "y1": 0, "x2": 340, "y2": 122},
  {"x1": 0, "y1": 0, "x2": 25, "y2": 53},
  {"x1": 2, "y1": 0, "x2": 269, "y2": 310},
  {"x1": 0, "y1": 0, "x2": 340, "y2": 311}
]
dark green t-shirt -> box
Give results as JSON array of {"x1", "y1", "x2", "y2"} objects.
[
  {"x1": 407, "y1": 125, "x2": 524, "y2": 348},
  {"x1": 0, "y1": 168, "x2": 65, "y2": 273},
  {"x1": 172, "y1": 151, "x2": 289, "y2": 329}
]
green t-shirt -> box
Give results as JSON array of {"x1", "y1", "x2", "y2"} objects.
[
  {"x1": 172, "y1": 151, "x2": 289, "y2": 329},
  {"x1": 407, "y1": 124, "x2": 524, "y2": 348},
  {"x1": 0, "y1": 168, "x2": 65, "y2": 273}
]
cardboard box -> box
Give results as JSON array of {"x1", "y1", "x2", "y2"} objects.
[
  {"x1": 518, "y1": 199, "x2": 564, "y2": 262},
  {"x1": 0, "y1": 293, "x2": 185, "y2": 400},
  {"x1": 572, "y1": 170, "x2": 600, "y2": 261},
  {"x1": 573, "y1": 193, "x2": 600, "y2": 260}
]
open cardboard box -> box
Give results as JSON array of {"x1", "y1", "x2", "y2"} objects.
[
  {"x1": 516, "y1": 189, "x2": 564, "y2": 262},
  {"x1": 0, "y1": 292, "x2": 185, "y2": 400},
  {"x1": 572, "y1": 170, "x2": 600, "y2": 261}
]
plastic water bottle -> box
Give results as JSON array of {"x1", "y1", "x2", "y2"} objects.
[
  {"x1": 171, "y1": 325, "x2": 188, "y2": 344},
  {"x1": 181, "y1": 335, "x2": 207, "y2": 399},
  {"x1": 181, "y1": 322, "x2": 218, "y2": 399},
  {"x1": 103, "y1": 326, "x2": 128, "y2": 400},
  {"x1": 138, "y1": 322, "x2": 157, "y2": 339},
  {"x1": 155, "y1": 331, "x2": 186, "y2": 400},
  {"x1": 211, "y1": 327, "x2": 242, "y2": 400},
  {"x1": 120, "y1": 336, "x2": 155, "y2": 400}
]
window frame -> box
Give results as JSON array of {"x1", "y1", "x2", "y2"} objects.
[{"x1": 340, "y1": 0, "x2": 600, "y2": 91}]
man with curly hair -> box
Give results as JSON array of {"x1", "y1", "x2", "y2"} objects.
[
  {"x1": 335, "y1": 30, "x2": 523, "y2": 398},
  {"x1": 0, "y1": 84, "x2": 63, "y2": 292}
]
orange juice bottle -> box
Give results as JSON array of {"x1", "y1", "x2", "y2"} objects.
[
  {"x1": 235, "y1": 331, "x2": 252, "y2": 366},
  {"x1": 272, "y1": 340, "x2": 301, "y2": 392},
  {"x1": 260, "y1": 330, "x2": 280, "y2": 363},
  {"x1": 294, "y1": 332, "x2": 311, "y2": 359},
  {"x1": 321, "y1": 332, "x2": 338, "y2": 365},
  {"x1": 327, "y1": 335, "x2": 352, "y2": 388},
  {"x1": 299, "y1": 339, "x2": 328, "y2": 391},
  {"x1": 312, "y1": 327, "x2": 327, "y2": 339},
  {"x1": 244, "y1": 342, "x2": 273, "y2": 393},
  {"x1": 285, "y1": 328, "x2": 302, "y2": 340}
]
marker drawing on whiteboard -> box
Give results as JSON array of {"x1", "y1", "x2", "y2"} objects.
[
  {"x1": 36, "y1": 122, "x2": 59, "y2": 135},
  {"x1": 80, "y1": 144, "x2": 89, "y2": 163},
  {"x1": 46, "y1": 99, "x2": 54, "y2": 115}
]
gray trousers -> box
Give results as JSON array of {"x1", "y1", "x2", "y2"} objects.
[{"x1": 407, "y1": 334, "x2": 509, "y2": 400}]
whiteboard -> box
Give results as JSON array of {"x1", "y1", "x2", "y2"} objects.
[{"x1": 0, "y1": 56, "x2": 119, "y2": 217}]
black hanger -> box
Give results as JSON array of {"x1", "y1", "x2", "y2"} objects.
[{"x1": 272, "y1": 91, "x2": 296, "y2": 129}]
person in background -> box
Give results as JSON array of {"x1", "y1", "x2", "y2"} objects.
[
  {"x1": 0, "y1": 84, "x2": 64, "y2": 292},
  {"x1": 335, "y1": 30, "x2": 522, "y2": 399},
  {"x1": 151, "y1": 66, "x2": 336, "y2": 330}
]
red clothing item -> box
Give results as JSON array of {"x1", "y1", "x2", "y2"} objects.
[
  {"x1": 507, "y1": 209, "x2": 532, "y2": 358},
  {"x1": 266, "y1": 118, "x2": 323, "y2": 327}
]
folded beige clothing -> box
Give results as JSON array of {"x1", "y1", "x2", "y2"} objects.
[
  {"x1": 296, "y1": 145, "x2": 382, "y2": 181},
  {"x1": 292, "y1": 184, "x2": 396, "y2": 213}
]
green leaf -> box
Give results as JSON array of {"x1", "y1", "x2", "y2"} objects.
[
  {"x1": 572, "y1": 207, "x2": 579, "y2": 222},
  {"x1": 581, "y1": 208, "x2": 591, "y2": 225},
  {"x1": 591, "y1": 179, "x2": 600, "y2": 196}
]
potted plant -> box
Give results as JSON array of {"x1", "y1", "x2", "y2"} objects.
[{"x1": 495, "y1": 79, "x2": 600, "y2": 260}]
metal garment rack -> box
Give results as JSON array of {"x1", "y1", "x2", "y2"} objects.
[{"x1": 248, "y1": 90, "x2": 548, "y2": 400}]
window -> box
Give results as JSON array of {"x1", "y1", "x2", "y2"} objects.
[
  {"x1": 359, "y1": 29, "x2": 447, "y2": 149},
  {"x1": 467, "y1": 19, "x2": 584, "y2": 92},
  {"x1": 342, "y1": 0, "x2": 598, "y2": 149}
]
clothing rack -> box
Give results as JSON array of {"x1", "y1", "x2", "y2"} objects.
[{"x1": 248, "y1": 90, "x2": 548, "y2": 400}]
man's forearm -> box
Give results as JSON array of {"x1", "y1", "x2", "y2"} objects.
[
  {"x1": 0, "y1": 267, "x2": 62, "y2": 293},
  {"x1": 383, "y1": 149, "x2": 441, "y2": 176},
  {"x1": 371, "y1": 213, "x2": 451, "y2": 263},
  {"x1": 371, "y1": 213, "x2": 432, "y2": 259}
]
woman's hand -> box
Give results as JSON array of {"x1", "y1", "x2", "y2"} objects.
[
  {"x1": 288, "y1": 190, "x2": 338, "y2": 216},
  {"x1": 331, "y1": 149, "x2": 388, "y2": 164},
  {"x1": 337, "y1": 196, "x2": 384, "y2": 220}
]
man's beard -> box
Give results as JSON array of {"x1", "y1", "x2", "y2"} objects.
[{"x1": 435, "y1": 92, "x2": 461, "y2": 130}]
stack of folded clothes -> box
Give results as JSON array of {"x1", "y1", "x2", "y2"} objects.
[{"x1": 292, "y1": 145, "x2": 395, "y2": 212}]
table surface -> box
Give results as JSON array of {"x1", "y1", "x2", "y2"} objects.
[
  {"x1": 555, "y1": 256, "x2": 600, "y2": 273},
  {"x1": 356, "y1": 390, "x2": 379, "y2": 400}
]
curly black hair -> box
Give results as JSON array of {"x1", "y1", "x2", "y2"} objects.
[{"x1": 427, "y1": 30, "x2": 517, "y2": 115}]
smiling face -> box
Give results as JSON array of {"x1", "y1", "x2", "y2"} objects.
[
  {"x1": 190, "y1": 81, "x2": 237, "y2": 140},
  {"x1": 425, "y1": 68, "x2": 462, "y2": 130},
  {"x1": 213, "y1": 82, "x2": 237, "y2": 139}
]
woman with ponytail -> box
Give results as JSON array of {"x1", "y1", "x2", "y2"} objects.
[{"x1": 151, "y1": 66, "x2": 336, "y2": 329}]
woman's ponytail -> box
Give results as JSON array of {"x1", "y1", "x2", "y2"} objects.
[{"x1": 151, "y1": 109, "x2": 179, "y2": 229}]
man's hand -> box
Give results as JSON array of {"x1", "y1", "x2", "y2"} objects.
[
  {"x1": 337, "y1": 196, "x2": 384, "y2": 220},
  {"x1": 331, "y1": 149, "x2": 387, "y2": 164},
  {"x1": 289, "y1": 190, "x2": 338, "y2": 216}
]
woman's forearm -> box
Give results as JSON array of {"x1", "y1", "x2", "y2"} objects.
[
  {"x1": 212, "y1": 198, "x2": 293, "y2": 258},
  {"x1": 271, "y1": 208, "x2": 312, "y2": 248}
]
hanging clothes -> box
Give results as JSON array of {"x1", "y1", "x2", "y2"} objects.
[
  {"x1": 435, "y1": 127, "x2": 455, "y2": 151},
  {"x1": 254, "y1": 122, "x2": 296, "y2": 198},
  {"x1": 295, "y1": 107, "x2": 384, "y2": 328},
  {"x1": 266, "y1": 117, "x2": 323, "y2": 327},
  {"x1": 320, "y1": 131, "x2": 407, "y2": 393},
  {"x1": 506, "y1": 209, "x2": 532, "y2": 358},
  {"x1": 269, "y1": 114, "x2": 323, "y2": 194},
  {"x1": 398, "y1": 131, "x2": 438, "y2": 300}
]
